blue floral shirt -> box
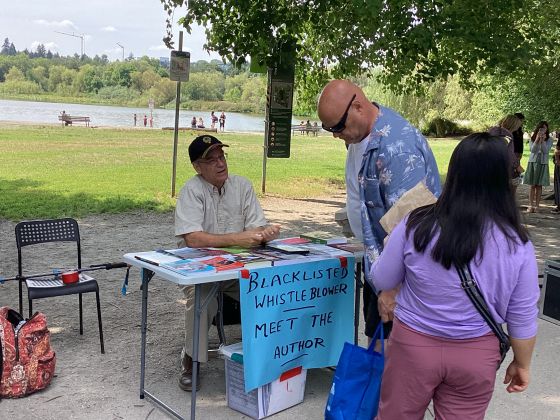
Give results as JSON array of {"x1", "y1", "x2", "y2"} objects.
[{"x1": 359, "y1": 105, "x2": 441, "y2": 290}]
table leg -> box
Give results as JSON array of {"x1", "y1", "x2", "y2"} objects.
[
  {"x1": 354, "y1": 261, "x2": 363, "y2": 345},
  {"x1": 190, "y1": 284, "x2": 201, "y2": 419},
  {"x1": 140, "y1": 268, "x2": 150, "y2": 399}
]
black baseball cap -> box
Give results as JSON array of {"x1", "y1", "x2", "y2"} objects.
[{"x1": 188, "y1": 135, "x2": 229, "y2": 162}]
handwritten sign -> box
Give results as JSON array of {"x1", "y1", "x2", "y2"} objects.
[{"x1": 238, "y1": 257, "x2": 354, "y2": 391}]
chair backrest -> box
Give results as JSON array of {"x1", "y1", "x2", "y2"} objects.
[{"x1": 15, "y1": 218, "x2": 81, "y2": 275}]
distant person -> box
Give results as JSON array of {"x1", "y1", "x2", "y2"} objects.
[
  {"x1": 143, "y1": 115, "x2": 147, "y2": 127},
  {"x1": 313, "y1": 121, "x2": 319, "y2": 136},
  {"x1": 149, "y1": 116, "x2": 153, "y2": 128},
  {"x1": 133, "y1": 113, "x2": 137, "y2": 127},
  {"x1": 61, "y1": 110, "x2": 69, "y2": 126},
  {"x1": 524, "y1": 121, "x2": 553, "y2": 213},
  {"x1": 197, "y1": 117, "x2": 205, "y2": 129},
  {"x1": 512, "y1": 112, "x2": 525, "y2": 158},
  {"x1": 553, "y1": 133, "x2": 560, "y2": 213},
  {"x1": 191, "y1": 116, "x2": 197, "y2": 129},
  {"x1": 305, "y1": 120, "x2": 312, "y2": 135},
  {"x1": 210, "y1": 111, "x2": 218, "y2": 129},
  {"x1": 175, "y1": 135, "x2": 280, "y2": 391},
  {"x1": 487, "y1": 114, "x2": 524, "y2": 196},
  {"x1": 219, "y1": 112, "x2": 226, "y2": 131},
  {"x1": 299, "y1": 121, "x2": 305, "y2": 135}
]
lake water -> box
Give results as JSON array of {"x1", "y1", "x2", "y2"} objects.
[{"x1": 0, "y1": 99, "x2": 303, "y2": 132}]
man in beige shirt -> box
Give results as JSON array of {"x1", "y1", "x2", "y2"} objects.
[{"x1": 175, "y1": 135, "x2": 280, "y2": 391}]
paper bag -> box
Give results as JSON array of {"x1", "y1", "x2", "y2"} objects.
[{"x1": 380, "y1": 181, "x2": 437, "y2": 236}]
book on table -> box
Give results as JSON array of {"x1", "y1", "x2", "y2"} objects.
[
  {"x1": 160, "y1": 259, "x2": 214, "y2": 275},
  {"x1": 299, "y1": 231, "x2": 348, "y2": 245},
  {"x1": 328, "y1": 242, "x2": 364, "y2": 254},
  {"x1": 223, "y1": 252, "x2": 272, "y2": 268},
  {"x1": 271, "y1": 237, "x2": 310, "y2": 245},
  {"x1": 201, "y1": 256, "x2": 246, "y2": 271}
]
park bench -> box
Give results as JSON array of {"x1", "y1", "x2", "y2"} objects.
[
  {"x1": 162, "y1": 127, "x2": 218, "y2": 132},
  {"x1": 291, "y1": 124, "x2": 322, "y2": 136},
  {"x1": 59, "y1": 115, "x2": 91, "y2": 127}
]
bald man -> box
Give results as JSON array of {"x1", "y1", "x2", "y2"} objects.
[{"x1": 318, "y1": 80, "x2": 441, "y2": 341}]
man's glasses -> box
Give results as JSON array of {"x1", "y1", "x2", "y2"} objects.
[
  {"x1": 322, "y1": 94, "x2": 356, "y2": 133},
  {"x1": 198, "y1": 154, "x2": 227, "y2": 166}
]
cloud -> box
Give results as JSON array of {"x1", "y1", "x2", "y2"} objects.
[
  {"x1": 104, "y1": 47, "x2": 123, "y2": 54},
  {"x1": 101, "y1": 26, "x2": 117, "y2": 32},
  {"x1": 34, "y1": 19, "x2": 77, "y2": 30},
  {"x1": 31, "y1": 41, "x2": 59, "y2": 51},
  {"x1": 148, "y1": 44, "x2": 170, "y2": 52}
]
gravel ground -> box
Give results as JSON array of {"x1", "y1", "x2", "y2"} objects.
[{"x1": 0, "y1": 185, "x2": 559, "y2": 419}]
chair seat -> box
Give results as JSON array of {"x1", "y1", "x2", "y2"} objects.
[{"x1": 27, "y1": 277, "x2": 99, "y2": 300}]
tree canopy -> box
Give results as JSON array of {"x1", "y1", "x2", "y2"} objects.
[{"x1": 161, "y1": 0, "x2": 553, "y2": 97}]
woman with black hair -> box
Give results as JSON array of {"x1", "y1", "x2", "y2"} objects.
[
  {"x1": 371, "y1": 133, "x2": 539, "y2": 419},
  {"x1": 523, "y1": 121, "x2": 553, "y2": 212}
]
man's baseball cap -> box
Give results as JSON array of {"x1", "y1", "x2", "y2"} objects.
[{"x1": 188, "y1": 135, "x2": 229, "y2": 162}]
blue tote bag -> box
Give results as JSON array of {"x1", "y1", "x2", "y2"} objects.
[{"x1": 325, "y1": 323, "x2": 385, "y2": 420}]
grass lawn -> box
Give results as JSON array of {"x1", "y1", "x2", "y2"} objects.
[{"x1": 0, "y1": 125, "x2": 460, "y2": 220}]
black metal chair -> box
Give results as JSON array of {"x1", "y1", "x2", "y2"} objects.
[{"x1": 15, "y1": 218, "x2": 105, "y2": 353}]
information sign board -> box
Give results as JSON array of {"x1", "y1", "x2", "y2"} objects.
[
  {"x1": 170, "y1": 51, "x2": 190, "y2": 82},
  {"x1": 265, "y1": 59, "x2": 295, "y2": 158}
]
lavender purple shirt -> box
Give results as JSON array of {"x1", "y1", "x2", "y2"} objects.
[{"x1": 370, "y1": 218, "x2": 540, "y2": 340}]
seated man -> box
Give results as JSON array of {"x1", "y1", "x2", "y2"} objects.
[{"x1": 175, "y1": 135, "x2": 280, "y2": 391}]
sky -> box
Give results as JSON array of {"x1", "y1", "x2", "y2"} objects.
[{"x1": 1, "y1": 1, "x2": 221, "y2": 62}]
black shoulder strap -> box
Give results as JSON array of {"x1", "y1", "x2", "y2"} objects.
[{"x1": 455, "y1": 264, "x2": 510, "y2": 345}]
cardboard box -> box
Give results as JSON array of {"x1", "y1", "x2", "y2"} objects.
[{"x1": 222, "y1": 343, "x2": 307, "y2": 419}]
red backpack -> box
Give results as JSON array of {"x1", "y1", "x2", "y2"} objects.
[{"x1": 0, "y1": 307, "x2": 56, "y2": 398}]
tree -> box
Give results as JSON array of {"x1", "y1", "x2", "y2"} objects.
[
  {"x1": 35, "y1": 44, "x2": 47, "y2": 58},
  {"x1": 161, "y1": 0, "x2": 552, "y2": 102},
  {"x1": 5, "y1": 66, "x2": 25, "y2": 82},
  {"x1": 1, "y1": 38, "x2": 13, "y2": 55}
]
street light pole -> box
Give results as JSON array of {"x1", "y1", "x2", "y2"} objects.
[
  {"x1": 116, "y1": 42, "x2": 124, "y2": 61},
  {"x1": 54, "y1": 31, "x2": 85, "y2": 56}
]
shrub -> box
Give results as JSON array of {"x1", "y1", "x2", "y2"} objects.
[
  {"x1": 0, "y1": 80, "x2": 42, "y2": 94},
  {"x1": 421, "y1": 117, "x2": 472, "y2": 137}
]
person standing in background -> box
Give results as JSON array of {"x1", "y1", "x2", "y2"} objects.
[
  {"x1": 149, "y1": 115, "x2": 153, "y2": 128},
  {"x1": 512, "y1": 112, "x2": 525, "y2": 159},
  {"x1": 210, "y1": 111, "x2": 218, "y2": 129},
  {"x1": 219, "y1": 112, "x2": 226, "y2": 131},
  {"x1": 133, "y1": 113, "x2": 137, "y2": 127},
  {"x1": 552, "y1": 133, "x2": 560, "y2": 213},
  {"x1": 143, "y1": 115, "x2": 147, "y2": 127},
  {"x1": 523, "y1": 121, "x2": 553, "y2": 213},
  {"x1": 488, "y1": 114, "x2": 524, "y2": 196}
]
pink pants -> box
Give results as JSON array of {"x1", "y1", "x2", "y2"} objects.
[{"x1": 377, "y1": 318, "x2": 501, "y2": 420}]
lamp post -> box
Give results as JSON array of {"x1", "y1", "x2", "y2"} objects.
[
  {"x1": 116, "y1": 43, "x2": 124, "y2": 61},
  {"x1": 54, "y1": 31, "x2": 85, "y2": 56}
]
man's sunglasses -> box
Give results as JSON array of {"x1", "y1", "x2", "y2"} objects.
[{"x1": 322, "y1": 94, "x2": 356, "y2": 133}]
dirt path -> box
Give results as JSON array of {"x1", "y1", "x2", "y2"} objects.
[{"x1": 0, "y1": 186, "x2": 558, "y2": 419}]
